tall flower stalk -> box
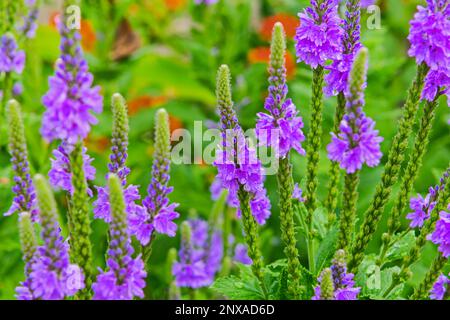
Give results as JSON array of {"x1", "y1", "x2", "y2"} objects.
[
  {"x1": 327, "y1": 48, "x2": 383, "y2": 250},
  {"x1": 256, "y1": 22, "x2": 305, "y2": 299},
  {"x1": 348, "y1": 62, "x2": 429, "y2": 272},
  {"x1": 295, "y1": 0, "x2": 342, "y2": 216},
  {"x1": 383, "y1": 168, "x2": 449, "y2": 297},
  {"x1": 5, "y1": 100, "x2": 38, "y2": 221},
  {"x1": 214, "y1": 65, "x2": 270, "y2": 295},
  {"x1": 324, "y1": 0, "x2": 362, "y2": 221},
  {"x1": 94, "y1": 93, "x2": 141, "y2": 224},
  {"x1": 40, "y1": 2, "x2": 103, "y2": 295},
  {"x1": 129, "y1": 109, "x2": 179, "y2": 265},
  {"x1": 380, "y1": 96, "x2": 441, "y2": 263},
  {"x1": 92, "y1": 174, "x2": 147, "y2": 300},
  {"x1": 17, "y1": 175, "x2": 85, "y2": 300},
  {"x1": 348, "y1": 0, "x2": 450, "y2": 271}
]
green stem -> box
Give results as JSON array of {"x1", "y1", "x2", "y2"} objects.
[
  {"x1": 277, "y1": 156, "x2": 301, "y2": 299},
  {"x1": 348, "y1": 63, "x2": 429, "y2": 273},
  {"x1": 69, "y1": 141, "x2": 94, "y2": 299},
  {"x1": 325, "y1": 92, "x2": 346, "y2": 226},
  {"x1": 337, "y1": 172, "x2": 360, "y2": 251},
  {"x1": 379, "y1": 97, "x2": 440, "y2": 264},
  {"x1": 383, "y1": 170, "x2": 449, "y2": 298},
  {"x1": 305, "y1": 66, "x2": 325, "y2": 218},
  {"x1": 237, "y1": 187, "x2": 268, "y2": 298},
  {"x1": 411, "y1": 254, "x2": 447, "y2": 300}
]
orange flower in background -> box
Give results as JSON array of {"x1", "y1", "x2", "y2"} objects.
[
  {"x1": 49, "y1": 11, "x2": 60, "y2": 28},
  {"x1": 128, "y1": 95, "x2": 168, "y2": 115},
  {"x1": 80, "y1": 20, "x2": 96, "y2": 52},
  {"x1": 85, "y1": 135, "x2": 110, "y2": 153},
  {"x1": 248, "y1": 46, "x2": 296, "y2": 79},
  {"x1": 165, "y1": 0, "x2": 187, "y2": 11},
  {"x1": 169, "y1": 115, "x2": 184, "y2": 133},
  {"x1": 259, "y1": 13, "x2": 299, "y2": 41}
]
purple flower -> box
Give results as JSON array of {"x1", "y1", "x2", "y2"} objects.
[
  {"x1": 17, "y1": 1, "x2": 39, "y2": 39},
  {"x1": 292, "y1": 183, "x2": 305, "y2": 202},
  {"x1": 422, "y1": 70, "x2": 450, "y2": 106},
  {"x1": 92, "y1": 182, "x2": 147, "y2": 300},
  {"x1": 408, "y1": 1, "x2": 450, "y2": 71},
  {"x1": 214, "y1": 129, "x2": 271, "y2": 225},
  {"x1": 408, "y1": 0, "x2": 450, "y2": 103},
  {"x1": 360, "y1": 0, "x2": 376, "y2": 8},
  {"x1": 210, "y1": 176, "x2": 239, "y2": 208},
  {"x1": 20, "y1": 189, "x2": 85, "y2": 300},
  {"x1": 295, "y1": 0, "x2": 343, "y2": 68},
  {"x1": 195, "y1": 0, "x2": 218, "y2": 4},
  {"x1": 0, "y1": 34, "x2": 25, "y2": 74},
  {"x1": 430, "y1": 273, "x2": 449, "y2": 300},
  {"x1": 327, "y1": 48, "x2": 383, "y2": 173},
  {"x1": 41, "y1": 23, "x2": 103, "y2": 144},
  {"x1": 256, "y1": 67, "x2": 305, "y2": 158},
  {"x1": 94, "y1": 184, "x2": 141, "y2": 223},
  {"x1": 48, "y1": 143, "x2": 96, "y2": 196},
  {"x1": 406, "y1": 192, "x2": 436, "y2": 228},
  {"x1": 428, "y1": 210, "x2": 450, "y2": 258},
  {"x1": 313, "y1": 250, "x2": 360, "y2": 300},
  {"x1": 234, "y1": 243, "x2": 252, "y2": 265},
  {"x1": 325, "y1": 0, "x2": 363, "y2": 96},
  {"x1": 128, "y1": 110, "x2": 179, "y2": 245},
  {"x1": 172, "y1": 220, "x2": 224, "y2": 288},
  {"x1": 12, "y1": 82, "x2": 23, "y2": 96}
]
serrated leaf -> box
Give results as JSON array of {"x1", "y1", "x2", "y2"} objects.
[
  {"x1": 314, "y1": 224, "x2": 338, "y2": 274},
  {"x1": 211, "y1": 264, "x2": 264, "y2": 300},
  {"x1": 385, "y1": 230, "x2": 416, "y2": 262}
]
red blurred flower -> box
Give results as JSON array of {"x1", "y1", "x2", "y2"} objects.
[
  {"x1": 80, "y1": 20, "x2": 96, "y2": 52},
  {"x1": 259, "y1": 13, "x2": 299, "y2": 42},
  {"x1": 169, "y1": 115, "x2": 184, "y2": 133},
  {"x1": 85, "y1": 135, "x2": 110, "y2": 153},
  {"x1": 248, "y1": 46, "x2": 296, "y2": 79},
  {"x1": 165, "y1": 0, "x2": 187, "y2": 11}
]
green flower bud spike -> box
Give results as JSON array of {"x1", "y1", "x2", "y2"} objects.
[
  {"x1": 348, "y1": 63, "x2": 430, "y2": 273},
  {"x1": 270, "y1": 22, "x2": 302, "y2": 299},
  {"x1": 317, "y1": 268, "x2": 335, "y2": 300},
  {"x1": 18, "y1": 212, "x2": 37, "y2": 282},
  {"x1": 305, "y1": 64, "x2": 325, "y2": 217},
  {"x1": 68, "y1": 141, "x2": 94, "y2": 297}
]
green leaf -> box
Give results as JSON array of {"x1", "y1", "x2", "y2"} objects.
[
  {"x1": 211, "y1": 264, "x2": 264, "y2": 300},
  {"x1": 314, "y1": 224, "x2": 338, "y2": 274},
  {"x1": 385, "y1": 230, "x2": 416, "y2": 262}
]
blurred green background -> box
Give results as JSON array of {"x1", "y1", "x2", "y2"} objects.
[{"x1": 0, "y1": 0, "x2": 448, "y2": 299}]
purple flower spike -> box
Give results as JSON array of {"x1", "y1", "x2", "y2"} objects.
[
  {"x1": 172, "y1": 220, "x2": 223, "y2": 288},
  {"x1": 325, "y1": 0, "x2": 363, "y2": 96},
  {"x1": 295, "y1": 0, "x2": 343, "y2": 68},
  {"x1": 129, "y1": 109, "x2": 179, "y2": 245},
  {"x1": 408, "y1": 0, "x2": 450, "y2": 103},
  {"x1": 20, "y1": 175, "x2": 85, "y2": 300},
  {"x1": 48, "y1": 143, "x2": 96, "y2": 196},
  {"x1": 256, "y1": 23, "x2": 305, "y2": 159},
  {"x1": 406, "y1": 192, "x2": 436, "y2": 228},
  {"x1": 93, "y1": 175, "x2": 147, "y2": 300},
  {"x1": 0, "y1": 34, "x2": 25, "y2": 74},
  {"x1": 327, "y1": 48, "x2": 383, "y2": 173},
  {"x1": 41, "y1": 23, "x2": 103, "y2": 144},
  {"x1": 17, "y1": 1, "x2": 39, "y2": 39}
]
